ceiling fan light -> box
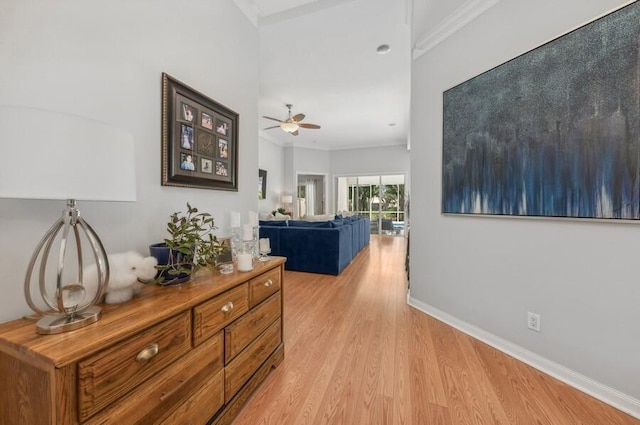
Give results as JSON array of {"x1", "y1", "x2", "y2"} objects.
[{"x1": 281, "y1": 122, "x2": 299, "y2": 133}]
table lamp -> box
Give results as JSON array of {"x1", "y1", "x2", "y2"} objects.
[
  {"x1": 282, "y1": 195, "x2": 293, "y2": 213},
  {"x1": 0, "y1": 106, "x2": 136, "y2": 334}
]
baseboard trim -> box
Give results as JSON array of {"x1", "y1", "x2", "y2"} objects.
[{"x1": 407, "y1": 294, "x2": 640, "y2": 420}]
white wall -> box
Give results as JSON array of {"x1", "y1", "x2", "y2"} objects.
[
  {"x1": 0, "y1": 0, "x2": 259, "y2": 323},
  {"x1": 410, "y1": 0, "x2": 640, "y2": 407},
  {"x1": 293, "y1": 147, "x2": 331, "y2": 175},
  {"x1": 258, "y1": 137, "x2": 285, "y2": 212},
  {"x1": 283, "y1": 146, "x2": 295, "y2": 204},
  {"x1": 330, "y1": 145, "x2": 409, "y2": 177}
]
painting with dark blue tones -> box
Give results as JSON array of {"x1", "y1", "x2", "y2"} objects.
[{"x1": 442, "y1": 2, "x2": 640, "y2": 220}]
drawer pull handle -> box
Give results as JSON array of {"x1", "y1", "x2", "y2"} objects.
[
  {"x1": 221, "y1": 301, "x2": 234, "y2": 313},
  {"x1": 264, "y1": 279, "x2": 273, "y2": 287},
  {"x1": 136, "y1": 343, "x2": 159, "y2": 362}
]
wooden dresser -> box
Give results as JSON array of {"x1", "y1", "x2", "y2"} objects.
[{"x1": 0, "y1": 257, "x2": 285, "y2": 425}]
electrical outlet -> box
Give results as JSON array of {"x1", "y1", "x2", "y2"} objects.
[{"x1": 527, "y1": 312, "x2": 541, "y2": 332}]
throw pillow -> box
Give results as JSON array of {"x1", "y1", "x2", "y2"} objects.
[
  {"x1": 274, "y1": 212, "x2": 291, "y2": 220},
  {"x1": 305, "y1": 213, "x2": 333, "y2": 222},
  {"x1": 259, "y1": 211, "x2": 275, "y2": 221}
]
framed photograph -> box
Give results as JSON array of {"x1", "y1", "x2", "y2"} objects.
[
  {"x1": 181, "y1": 102, "x2": 195, "y2": 122},
  {"x1": 216, "y1": 161, "x2": 228, "y2": 176},
  {"x1": 180, "y1": 153, "x2": 196, "y2": 171},
  {"x1": 201, "y1": 112, "x2": 213, "y2": 130},
  {"x1": 215, "y1": 119, "x2": 230, "y2": 136},
  {"x1": 258, "y1": 169, "x2": 267, "y2": 200},
  {"x1": 180, "y1": 124, "x2": 194, "y2": 150},
  {"x1": 201, "y1": 157, "x2": 213, "y2": 174},
  {"x1": 218, "y1": 138, "x2": 228, "y2": 159},
  {"x1": 162, "y1": 72, "x2": 238, "y2": 191}
]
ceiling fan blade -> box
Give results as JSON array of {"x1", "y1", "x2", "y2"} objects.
[
  {"x1": 263, "y1": 125, "x2": 280, "y2": 130},
  {"x1": 292, "y1": 113, "x2": 305, "y2": 122},
  {"x1": 262, "y1": 116, "x2": 284, "y2": 123},
  {"x1": 298, "y1": 123, "x2": 321, "y2": 129},
  {"x1": 290, "y1": 130, "x2": 299, "y2": 136}
]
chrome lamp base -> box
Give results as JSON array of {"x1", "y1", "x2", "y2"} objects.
[
  {"x1": 24, "y1": 199, "x2": 109, "y2": 335},
  {"x1": 35, "y1": 306, "x2": 102, "y2": 335}
]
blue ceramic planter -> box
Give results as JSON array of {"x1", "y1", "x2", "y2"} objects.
[{"x1": 149, "y1": 243, "x2": 193, "y2": 285}]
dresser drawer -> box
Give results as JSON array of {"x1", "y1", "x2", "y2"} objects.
[
  {"x1": 85, "y1": 332, "x2": 223, "y2": 425},
  {"x1": 225, "y1": 292, "x2": 281, "y2": 363},
  {"x1": 158, "y1": 368, "x2": 224, "y2": 425},
  {"x1": 248, "y1": 267, "x2": 281, "y2": 307},
  {"x1": 193, "y1": 283, "x2": 249, "y2": 347},
  {"x1": 78, "y1": 312, "x2": 192, "y2": 422},
  {"x1": 225, "y1": 318, "x2": 281, "y2": 403}
]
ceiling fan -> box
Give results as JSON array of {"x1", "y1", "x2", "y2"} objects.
[{"x1": 262, "y1": 104, "x2": 321, "y2": 136}]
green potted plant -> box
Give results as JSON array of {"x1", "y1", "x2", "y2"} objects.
[{"x1": 150, "y1": 203, "x2": 225, "y2": 284}]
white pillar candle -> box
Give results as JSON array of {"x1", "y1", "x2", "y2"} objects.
[
  {"x1": 249, "y1": 211, "x2": 259, "y2": 227},
  {"x1": 237, "y1": 253, "x2": 253, "y2": 271},
  {"x1": 259, "y1": 238, "x2": 270, "y2": 252},
  {"x1": 242, "y1": 224, "x2": 253, "y2": 241},
  {"x1": 230, "y1": 211, "x2": 241, "y2": 228}
]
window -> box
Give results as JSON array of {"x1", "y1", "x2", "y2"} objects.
[{"x1": 337, "y1": 175, "x2": 406, "y2": 235}]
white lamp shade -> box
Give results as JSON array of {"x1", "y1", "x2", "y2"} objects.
[
  {"x1": 0, "y1": 106, "x2": 136, "y2": 202},
  {"x1": 282, "y1": 195, "x2": 293, "y2": 204}
]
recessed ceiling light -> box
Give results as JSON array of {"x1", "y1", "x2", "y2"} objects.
[
  {"x1": 376, "y1": 44, "x2": 391, "y2": 55},
  {"x1": 388, "y1": 123, "x2": 396, "y2": 127}
]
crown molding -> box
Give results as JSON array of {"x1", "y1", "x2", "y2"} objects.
[
  {"x1": 259, "y1": 130, "x2": 287, "y2": 146},
  {"x1": 233, "y1": 0, "x2": 260, "y2": 27},
  {"x1": 413, "y1": 0, "x2": 501, "y2": 60}
]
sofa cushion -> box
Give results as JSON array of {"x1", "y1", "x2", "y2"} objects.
[
  {"x1": 304, "y1": 214, "x2": 334, "y2": 222},
  {"x1": 259, "y1": 220, "x2": 288, "y2": 227},
  {"x1": 329, "y1": 219, "x2": 344, "y2": 228},
  {"x1": 288, "y1": 220, "x2": 332, "y2": 228},
  {"x1": 279, "y1": 226, "x2": 351, "y2": 275}
]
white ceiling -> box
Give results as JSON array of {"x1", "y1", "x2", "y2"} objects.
[{"x1": 234, "y1": 0, "x2": 486, "y2": 151}]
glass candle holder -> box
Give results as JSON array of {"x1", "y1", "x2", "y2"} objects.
[{"x1": 236, "y1": 241, "x2": 254, "y2": 272}]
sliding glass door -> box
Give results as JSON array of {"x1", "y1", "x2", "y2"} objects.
[{"x1": 336, "y1": 175, "x2": 405, "y2": 235}]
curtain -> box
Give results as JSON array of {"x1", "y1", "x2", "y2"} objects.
[{"x1": 306, "y1": 178, "x2": 316, "y2": 215}]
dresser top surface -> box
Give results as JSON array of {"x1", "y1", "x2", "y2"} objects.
[{"x1": 0, "y1": 257, "x2": 285, "y2": 368}]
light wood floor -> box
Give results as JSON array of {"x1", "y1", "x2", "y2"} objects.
[{"x1": 232, "y1": 235, "x2": 638, "y2": 424}]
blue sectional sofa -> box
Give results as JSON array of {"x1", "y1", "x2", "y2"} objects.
[{"x1": 259, "y1": 215, "x2": 370, "y2": 275}]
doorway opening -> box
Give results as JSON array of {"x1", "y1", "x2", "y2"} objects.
[{"x1": 296, "y1": 173, "x2": 326, "y2": 217}]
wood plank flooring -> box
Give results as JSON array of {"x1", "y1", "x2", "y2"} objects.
[{"x1": 232, "y1": 235, "x2": 638, "y2": 424}]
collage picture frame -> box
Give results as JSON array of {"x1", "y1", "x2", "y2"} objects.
[{"x1": 161, "y1": 72, "x2": 238, "y2": 191}]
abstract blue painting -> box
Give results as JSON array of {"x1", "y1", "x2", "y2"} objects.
[{"x1": 442, "y1": 2, "x2": 640, "y2": 219}]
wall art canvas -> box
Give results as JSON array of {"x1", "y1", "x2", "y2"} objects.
[{"x1": 442, "y1": 2, "x2": 640, "y2": 220}]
